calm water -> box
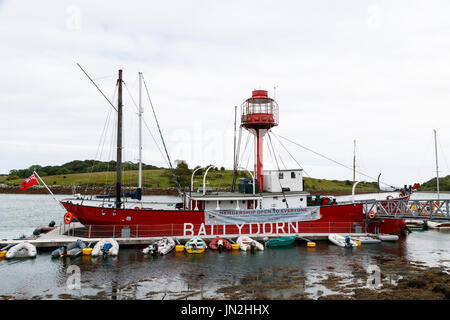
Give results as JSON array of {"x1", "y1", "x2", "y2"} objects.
[{"x1": 0, "y1": 193, "x2": 449, "y2": 300}]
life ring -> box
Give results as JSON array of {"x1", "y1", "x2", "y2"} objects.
[
  {"x1": 369, "y1": 211, "x2": 376, "y2": 219},
  {"x1": 64, "y1": 212, "x2": 73, "y2": 224},
  {"x1": 386, "y1": 195, "x2": 393, "y2": 200}
]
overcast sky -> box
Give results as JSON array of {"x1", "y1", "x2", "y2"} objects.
[{"x1": 0, "y1": 0, "x2": 449, "y2": 188}]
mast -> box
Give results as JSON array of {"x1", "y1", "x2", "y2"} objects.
[
  {"x1": 231, "y1": 105, "x2": 238, "y2": 192},
  {"x1": 116, "y1": 69, "x2": 123, "y2": 209},
  {"x1": 138, "y1": 72, "x2": 143, "y2": 195},
  {"x1": 434, "y1": 129, "x2": 440, "y2": 201},
  {"x1": 353, "y1": 139, "x2": 356, "y2": 185}
]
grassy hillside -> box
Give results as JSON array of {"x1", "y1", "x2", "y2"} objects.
[
  {"x1": 418, "y1": 175, "x2": 450, "y2": 191},
  {"x1": 1, "y1": 169, "x2": 237, "y2": 189},
  {"x1": 1, "y1": 168, "x2": 382, "y2": 192}
]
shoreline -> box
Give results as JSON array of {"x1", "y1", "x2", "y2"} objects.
[
  {"x1": 0, "y1": 185, "x2": 384, "y2": 197},
  {"x1": 1, "y1": 185, "x2": 447, "y2": 196}
]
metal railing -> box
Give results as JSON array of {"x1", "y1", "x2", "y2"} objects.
[
  {"x1": 363, "y1": 199, "x2": 450, "y2": 220},
  {"x1": 61, "y1": 221, "x2": 362, "y2": 239}
]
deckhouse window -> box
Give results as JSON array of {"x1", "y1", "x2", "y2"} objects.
[
  {"x1": 279, "y1": 172, "x2": 284, "y2": 179},
  {"x1": 291, "y1": 172, "x2": 296, "y2": 179}
]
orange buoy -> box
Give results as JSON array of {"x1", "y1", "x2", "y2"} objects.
[
  {"x1": 369, "y1": 211, "x2": 376, "y2": 219},
  {"x1": 64, "y1": 212, "x2": 73, "y2": 224}
]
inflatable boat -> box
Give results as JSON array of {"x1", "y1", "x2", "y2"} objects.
[
  {"x1": 91, "y1": 239, "x2": 119, "y2": 256},
  {"x1": 376, "y1": 234, "x2": 399, "y2": 241},
  {"x1": 237, "y1": 236, "x2": 264, "y2": 251},
  {"x1": 427, "y1": 220, "x2": 450, "y2": 229},
  {"x1": 352, "y1": 236, "x2": 381, "y2": 244},
  {"x1": 265, "y1": 236, "x2": 297, "y2": 247},
  {"x1": 142, "y1": 237, "x2": 175, "y2": 255},
  {"x1": 185, "y1": 236, "x2": 207, "y2": 254},
  {"x1": 209, "y1": 237, "x2": 232, "y2": 251},
  {"x1": 5, "y1": 242, "x2": 37, "y2": 259},
  {"x1": 328, "y1": 234, "x2": 358, "y2": 248},
  {"x1": 51, "y1": 239, "x2": 86, "y2": 258}
]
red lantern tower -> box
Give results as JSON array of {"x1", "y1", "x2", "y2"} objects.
[{"x1": 241, "y1": 90, "x2": 279, "y2": 192}]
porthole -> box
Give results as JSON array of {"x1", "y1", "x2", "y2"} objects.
[
  {"x1": 101, "y1": 210, "x2": 106, "y2": 216},
  {"x1": 126, "y1": 216, "x2": 131, "y2": 221},
  {"x1": 113, "y1": 210, "x2": 117, "y2": 216}
]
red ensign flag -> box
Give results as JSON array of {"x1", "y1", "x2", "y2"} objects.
[{"x1": 20, "y1": 174, "x2": 39, "y2": 191}]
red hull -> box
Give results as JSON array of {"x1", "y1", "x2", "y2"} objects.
[{"x1": 61, "y1": 201, "x2": 406, "y2": 237}]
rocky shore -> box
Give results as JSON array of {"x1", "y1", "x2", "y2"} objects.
[{"x1": 215, "y1": 256, "x2": 450, "y2": 300}]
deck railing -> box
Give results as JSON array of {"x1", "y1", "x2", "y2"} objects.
[
  {"x1": 61, "y1": 221, "x2": 362, "y2": 239},
  {"x1": 362, "y1": 199, "x2": 450, "y2": 220}
]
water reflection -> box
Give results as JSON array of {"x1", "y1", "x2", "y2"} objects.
[{"x1": 0, "y1": 231, "x2": 449, "y2": 299}]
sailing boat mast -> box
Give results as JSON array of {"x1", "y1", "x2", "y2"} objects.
[
  {"x1": 138, "y1": 72, "x2": 143, "y2": 195},
  {"x1": 353, "y1": 139, "x2": 356, "y2": 185},
  {"x1": 434, "y1": 129, "x2": 440, "y2": 201},
  {"x1": 116, "y1": 69, "x2": 123, "y2": 209}
]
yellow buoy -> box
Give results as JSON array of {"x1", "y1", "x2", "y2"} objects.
[
  {"x1": 231, "y1": 244, "x2": 240, "y2": 250},
  {"x1": 82, "y1": 248, "x2": 93, "y2": 255},
  {"x1": 306, "y1": 242, "x2": 316, "y2": 248},
  {"x1": 0, "y1": 250, "x2": 7, "y2": 258},
  {"x1": 355, "y1": 240, "x2": 362, "y2": 247},
  {"x1": 175, "y1": 245, "x2": 185, "y2": 252}
]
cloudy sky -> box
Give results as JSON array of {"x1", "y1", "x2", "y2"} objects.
[{"x1": 0, "y1": 0, "x2": 449, "y2": 188}]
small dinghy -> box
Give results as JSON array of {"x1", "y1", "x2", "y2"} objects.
[
  {"x1": 376, "y1": 234, "x2": 399, "y2": 242},
  {"x1": 427, "y1": 220, "x2": 450, "y2": 229},
  {"x1": 5, "y1": 242, "x2": 37, "y2": 259},
  {"x1": 353, "y1": 236, "x2": 381, "y2": 244},
  {"x1": 328, "y1": 234, "x2": 358, "y2": 248},
  {"x1": 237, "y1": 236, "x2": 264, "y2": 251},
  {"x1": 265, "y1": 236, "x2": 297, "y2": 248},
  {"x1": 51, "y1": 239, "x2": 86, "y2": 258},
  {"x1": 91, "y1": 239, "x2": 119, "y2": 257},
  {"x1": 185, "y1": 236, "x2": 207, "y2": 254},
  {"x1": 406, "y1": 219, "x2": 425, "y2": 230},
  {"x1": 142, "y1": 237, "x2": 175, "y2": 255},
  {"x1": 209, "y1": 237, "x2": 232, "y2": 251}
]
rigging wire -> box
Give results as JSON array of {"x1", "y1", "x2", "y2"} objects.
[
  {"x1": 271, "y1": 132, "x2": 310, "y2": 177},
  {"x1": 122, "y1": 81, "x2": 169, "y2": 168},
  {"x1": 76, "y1": 63, "x2": 118, "y2": 112},
  {"x1": 245, "y1": 136, "x2": 254, "y2": 170},
  {"x1": 273, "y1": 132, "x2": 397, "y2": 189},
  {"x1": 269, "y1": 135, "x2": 287, "y2": 169},
  {"x1": 437, "y1": 134, "x2": 450, "y2": 175},
  {"x1": 141, "y1": 74, "x2": 182, "y2": 197},
  {"x1": 84, "y1": 81, "x2": 118, "y2": 195},
  {"x1": 238, "y1": 131, "x2": 251, "y2": 168},
  {"x1": 267, "y1": 132, "x2": 289, "y2": 207}
]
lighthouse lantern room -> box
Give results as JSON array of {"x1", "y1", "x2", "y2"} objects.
[{"x1": 241, "y1": 90, "x2": 279, "y2": 192}]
